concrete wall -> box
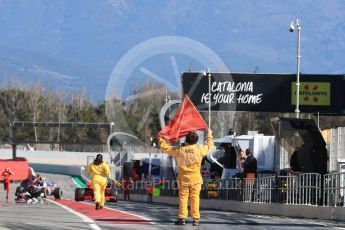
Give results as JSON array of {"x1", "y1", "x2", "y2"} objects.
[
  {"x1": 0, "y1": 149, "x2": 112, "y2": 166},
  {"x1": 29, "y1": 163, "x2": 82, "y2": 176}
]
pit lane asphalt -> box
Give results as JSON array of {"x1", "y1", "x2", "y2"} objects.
[{"x1": 0, "y1": 173, "x2": 345, "y2": 230}]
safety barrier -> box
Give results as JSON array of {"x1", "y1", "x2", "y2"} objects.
[
  {"x1": 0, "y1": 158, "x2": 29, "y2": 181},
  {"x1": 33, "y1": 163, "x2": 339, "y2": 207},
  {"x1": 127, "y1": 172, "x2": 345, "y2": 207}
]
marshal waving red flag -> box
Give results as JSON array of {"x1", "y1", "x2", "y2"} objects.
[{"x1": 159, "y1": 95, "x2": 208, "y2": 143}]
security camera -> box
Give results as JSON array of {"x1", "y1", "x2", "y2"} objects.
[{"x1": 289, "y1": 22, "x2": 295, "y2": 32}]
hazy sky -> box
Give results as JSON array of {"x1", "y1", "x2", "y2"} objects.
[{"x1": 0, "y1": 0, "x2": 344, "y2": 101}]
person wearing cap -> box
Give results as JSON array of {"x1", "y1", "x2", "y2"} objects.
[
  {"x1": 1, "y1": 167, "x2": 14, "y2": 202},
  {"x1": 159, "y1": 129, "x2": 214, "y2": 226},
  {"x1": 86, "y1": 154, "x2": 110, "y2": 210}
]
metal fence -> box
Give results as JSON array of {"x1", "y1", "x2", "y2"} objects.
[
  {"x1": 126, "y1": 172, "x2": 345, "y2": 207},
  {"x1": 199, "y1": 173, "x2": 321, "y2": 205},
  {"x1": 323, "y1": 172, "x2": 345, "y2": 207}
]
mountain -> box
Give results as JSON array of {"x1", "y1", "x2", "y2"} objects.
[{"x1": 0, "y1": 0, "x2": 345, "y2": 101}]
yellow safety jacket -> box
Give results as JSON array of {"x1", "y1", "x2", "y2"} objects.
[
  {"x1": 86, "y1": 162, "x2": 110, "y2": 182},
  {"x1": 159, "y1": 131, "x2": 214, "y2": 184}
]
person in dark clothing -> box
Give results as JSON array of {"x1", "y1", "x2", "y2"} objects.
[
  {"x1": 33, "y1": 174, "x2": 44, "y2": 187},
  {"x1": 242, "y1": 148, "x2": 257, "y2": 202},
  {"x1": 243, "y1": 148, "x2": 257, "y2": 179},
  {"x1": 290, "y1": 149, "x2": 301, "y2": 172}
]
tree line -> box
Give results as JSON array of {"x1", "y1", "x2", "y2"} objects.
[
  {"x1": 0, "y1": 79, "x2": 344, "y2": 151},
  {"x1": 0, "y1": 79, "x2": 108, "y2": 150}
]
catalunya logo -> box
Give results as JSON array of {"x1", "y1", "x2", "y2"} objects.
[{"x1": 291, "y1": 82, "x2": 330, "y2": 106}]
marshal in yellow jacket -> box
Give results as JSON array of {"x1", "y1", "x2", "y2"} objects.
[
  {"x1": 86, "y1": 160, "x2": 110, "y2": 207},
  {"x1": 159, "y1": 129, "x2": 214, "y2": 221}
]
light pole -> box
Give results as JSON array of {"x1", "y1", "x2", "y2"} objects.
[
  {"x1": 208, "y1": 70, "x2": 211, "y2": 128},
  {"x1": 290, "y1": 18, "x2": 301, "y2": 118},
  {"x1": 203, "y1": 68, "x2": 212, "y2": 128}
]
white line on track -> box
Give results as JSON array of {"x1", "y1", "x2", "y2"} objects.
[
  {"x1": 103, "y1": 206, "x2": 155, "y2": 224},
  {"x1": 48, "y1": 199, "x2": 101, "y2": 230},
  {"x1": 80, "y1": 202, "x2": 156, "y2": 225}
]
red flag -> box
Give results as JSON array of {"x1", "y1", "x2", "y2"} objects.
[{"x1": 159, "y1": 95, "x2": 208, "y2": 143}]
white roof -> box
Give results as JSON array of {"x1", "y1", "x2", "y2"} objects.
[
  {"x1": 214, "y1": 134, "x2": 270, "y2": 144},
  {"x1": 214, "y1": 135, "x2": 234, "y2": 143}
]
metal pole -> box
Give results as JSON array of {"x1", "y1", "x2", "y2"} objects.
[
  {"x1": 119, "y1": 152, "x2": 122, "y2": 179},
  {"x1": 149, "y1": 152, "x2": 152, "y2": 178},
  {"x1": 208, "y1": 69, "x2": 211, "y2": 128},
  {"x1": 295, "y1": 18, "x2": 301, "y2": 118},
  {"x1": 11, "y1": 125, "x2": 16, "y2": 159}
]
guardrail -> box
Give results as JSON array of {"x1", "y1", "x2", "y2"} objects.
[{"x1": 125, "y1": 172, "x2": 345, "y2": 207}]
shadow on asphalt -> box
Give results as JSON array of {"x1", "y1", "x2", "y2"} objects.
[{"x1": 95, "y1": 217, "x2": 324, "y2": 227}]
